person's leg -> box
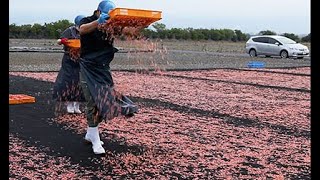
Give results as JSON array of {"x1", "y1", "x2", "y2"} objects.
[
  {"x1": 72, "y1": 65, "x2": 83, "y2": 114},
  {"x1": 79, "y1": 71, "x2": 105, "y2": 154},
  {"x1": 73, "y1": 101, "x2": 82, "y2": 114},
  {"x1": 66, "y1": 101, "x2": 74, "y2": 113}
]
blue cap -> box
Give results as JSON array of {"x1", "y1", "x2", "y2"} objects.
[
  {"x1": 74, "y1": 15, "x2": 85, "y2": 26},
  {"x1": 97, "y1": 0, "x2": 116, "y2": 14}
]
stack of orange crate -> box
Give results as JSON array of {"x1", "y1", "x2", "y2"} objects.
[{"x1": 9, "y1": 94, "x2": 36, "y2": 105}]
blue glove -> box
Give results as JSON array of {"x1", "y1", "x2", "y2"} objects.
[{"x1": 97, "y1": 13, "x2": 110, "y2": 24}]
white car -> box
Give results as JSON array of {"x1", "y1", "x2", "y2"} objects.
[{"x1": 245, "y1": 35, "x2": 309, "y2": 59}]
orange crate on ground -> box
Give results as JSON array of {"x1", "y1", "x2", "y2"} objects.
[
  {"x1": 108, "y1": 8, "x2": 162, "y2": 28},
  {"x1": 9, "y1": 94, "x2": 36, "y2": 105}
]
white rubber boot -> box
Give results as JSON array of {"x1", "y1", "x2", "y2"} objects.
[
  {"x1": 73, "y1": 102, "x2": 82, "y2": 114},
  {"x1": 85, "y1": 133, "x2": 104, "y2": 145},
  {"x1": 85, "y1": 127, "x2": 105, "y2": 154},
  {"x1": 67, "y1": 102, "x2": 74, "y2": 113}
]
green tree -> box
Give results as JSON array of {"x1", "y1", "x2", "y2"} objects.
[
  {"x1": 234, "y1": 29, "x2": 248, "y2": 41},
  {"x1": 10, "y1": 20, "x2": 304, "y2": 42},
  {"x1": 20, "y1": 24, "x2": 32, "y2": 38},
  {"x1": 199, "y1": 29, "x2": 210, "y2": 40},
  {"x1": 31, "y1": 23, "x2": 45, "y2": 38},
  {"x1": 220, "y1": 29, "x2": 235, "y2": 41},
  {"x1": 9, "y1": 24, "x2": 21, "y2": 38},
  {"x1": 281, "y1": 33, "x2": 300, "y2": 42},
  {"x1": 301, "y1": 33, "x2": 310, "y2": 42},
  {"x1": 170, "y1": 28, "x2": 183, "y2": 40},
  {"x1": 141, "y1": 28, "x2": 156, "y2": 39},
  {"x1": 259, "y1": 30, "x2": 277, "y2": 35},
  {"x1": 209, "y1": 29, "x2": 222, "y2": 41},
  {"x1": 152, "y1": 23, "x2": 166, "y2": 32}
]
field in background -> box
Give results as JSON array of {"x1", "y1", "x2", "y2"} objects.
[
  {"x1": 9, "y1": 39, "x2": 311, "y2": 54},
  {"x1": 9, "y1": 39, "x2": 311, "y2": 72}
]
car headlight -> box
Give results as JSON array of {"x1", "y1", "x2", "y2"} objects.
[
  {"x1": 289, "y1": 47, "x2": 298, "y2": 50},
  {"x1": 303, "y1": 46, "x2": 309, "y2": 51}
]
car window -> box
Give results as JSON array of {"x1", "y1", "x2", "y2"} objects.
[
  {"x1": 252, "y1": 37, "x2": 268, "y2": 43},
  {"x1": 252, "y1": 37, "x2": 261, "y2": 42},
  {"x1": 276, "y1": 36, "x2": 297, "y2": 44},
  {"x1": 268, "y1": 38, "x2": 278, "y2": 44}
]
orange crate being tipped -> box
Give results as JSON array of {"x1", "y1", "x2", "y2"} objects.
[
  {"x1": 64, "y1": 8, "x2": 162, "y2": 48},
  {"x1": 108, "y1": 8, "x2": 162, "y2": 28},
  {"x1": 9, "y1": 94, "x2": 36, "y2": 105}
]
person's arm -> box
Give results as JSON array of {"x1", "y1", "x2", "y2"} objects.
[
  {"x1": 57, "y1": 28, "x2": 72, "y2": 45},
  {"x1": 57, "y1": 39, "x2": 63, "y2": 45},
  {"x1": 79, "y1": 13, "x2": 110, "y2": 35},
  {"x1": 79, "y1": 20, "x2": 99, "y2": 35}
]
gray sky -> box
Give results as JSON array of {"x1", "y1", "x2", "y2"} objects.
[{"x1": 9, "y1": 0, "x2": 310, "y2": 35}]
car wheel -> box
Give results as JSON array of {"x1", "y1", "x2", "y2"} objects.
[
  {"x1": 280, "y1": 50, "x2": 288, "y2": 58},
  {"x1": 249, "y1": 49, "x2": 257, "y2": 57}
]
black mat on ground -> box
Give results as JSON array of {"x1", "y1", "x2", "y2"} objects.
[{"x1": 9, "y1": 75, "x2": 143, "y2": 171}]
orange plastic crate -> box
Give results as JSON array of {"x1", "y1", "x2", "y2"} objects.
[
  {"x1": 64, "y1": 8, "x2": 162, "y2": 48},
  {"x1": 108, "y1": 8, "x2": 162, "y2": 28},
  {"x1": 65, "y1": 39, "x2": 81, "y2": 49},
  {"x1": 9, "y1": 94, "x2": 36, "y2": 105}
]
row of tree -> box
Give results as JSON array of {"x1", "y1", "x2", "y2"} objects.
[
  {"x1": 9, "y1": 20, "x2": 310, "y2": 42},
  {"x1": 9, "y1": 20, "x2": 73, "y2": 39},
  {"x1": 141, "y1": 23, "x2": 248, "y2": 42}
]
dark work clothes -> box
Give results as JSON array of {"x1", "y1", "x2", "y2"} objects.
[
  {"x1": 79, "y1": 14, "x2": 114, "y2": 56},
  {"x1": 79, "y1": 13, "x2": 138, "y2": 121},
  {"x1": 79, "y1": 49, "x2": 119, "y2": 120},
  {"x1": 52, "y1": 26, "x2": 85, "y2": 102}
]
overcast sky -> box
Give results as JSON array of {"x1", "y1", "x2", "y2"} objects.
[{"x1": 9, "y1": 0, "x2": 310, "y2": 35}]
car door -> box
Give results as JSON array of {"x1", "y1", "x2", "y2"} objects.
[
  {"x1": 252, "y1": 37, "x2": 269, "y2": 55},
  {"x1": 266, "y1": 37, "x2": 282, "y2": 56}
]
